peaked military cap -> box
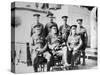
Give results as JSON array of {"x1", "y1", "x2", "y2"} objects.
[
  {"x1": 76, "y1": 19, "x2": 83, "y2": 22},
  {"x1": 50, "y1": 24, "x2": 57, "y2": 29},
  {"x1": 70, "y1": 25, "x2": 77, "y2": 29},
  {"x1": 33, "y1": 14, "x2": 40, "y2": 17},
  {"x1": 62, "y1": 16, "x2": 68, "y2": 19},
  {"x1": 47, "y1": 13, "x2": 56, "y2": 18}
]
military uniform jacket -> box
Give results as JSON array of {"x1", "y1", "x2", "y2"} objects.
[
  {"x1": 59, "y1": 24, "x2": 70, "y2": 43},
  {"x1": 45, "y1": 22, "x2": 58, "y2": 37},
  {"x1": 78, "y1": 26, "x2": 88, "y2": 48},
  {"x1": 67, "y1": 34, "x2": 81, "y2": 50},
  {"x1": 31, "y1": 22, "x2": 44, "y2": 37}
]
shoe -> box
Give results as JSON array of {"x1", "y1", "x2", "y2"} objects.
[
  {"x1": 64, "y1": 63, "x2": 71, "y2": 67},
  {"x1": 82, "y1": 63, "x2": 86, "y2": 66}
]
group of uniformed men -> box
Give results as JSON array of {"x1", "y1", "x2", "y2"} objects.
[{"x1": 30, "y1": 13, "x2": 88, "y2": 72}]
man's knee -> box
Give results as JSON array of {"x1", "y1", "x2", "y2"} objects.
[
  {"x1": 62, "y1": 46, "x2": 67, "y2": 51},
  {"x1": 44, "y1": 52, "x2": 51, "y2": 62},
  {"x1": 62, "y1": 46, "x2": 67, "y2": 54},
  {"x1": 81, "y1": 50, "x2": 85, "y2": 56},
  {"x1": 31, "y1": 53, "x2": 37, "y2": 61}
]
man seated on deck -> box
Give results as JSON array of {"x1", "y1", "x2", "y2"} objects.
[
  {"x1": 67, "y1": 25, "x2": 82, "y2": 67},
  {"x1": 46, "y1": 23, "x2": 70, "y2": 71}
]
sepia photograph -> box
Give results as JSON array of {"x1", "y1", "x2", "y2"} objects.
[{"x1": 11, "y1": 1, "x2": 98, "y2": 73}]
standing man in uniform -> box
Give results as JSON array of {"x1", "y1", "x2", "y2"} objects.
[
  {"x1": 76, "y1": 19, "x2": 88, "y2": 65},
  {"x1": 59, "y1": 16, "x2": 70, "y2": 45},
  {"x1": 30, "y1": 14, "x2": 44, "y2": 37},
  {"x1": 59, "y1": 16, "x2": 70, "y2": 64},
  {"x1": 44, "y1": 13, "x2": 58, "y2": 37}
]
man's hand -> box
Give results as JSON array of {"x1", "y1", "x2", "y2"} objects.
[
  {"x1": 74, "y1": 47, "x2": 78, "y2": 51},
  {"x1": 62, "y1": 42, "x2": 66, "y2": 46},
  {"x1": 52, "y1": 50, "x2": 56, "y2": 55},
  {"x1": 68, "y1": 47, "x2": 72, "y2": 51},
  {"x1": 48, "y1": 44, "x2": 58, "y2": 50},
  {"x1": 35, "y1": 48, "x2": 40, "y2": 52}
]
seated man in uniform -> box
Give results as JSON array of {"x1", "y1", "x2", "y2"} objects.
[
  {"x1": 46, "y1": 24, "x2": 70, "y2": 71},
  {"x1": 67, "y1": 25, "x2": 82, "y2": 67}
]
